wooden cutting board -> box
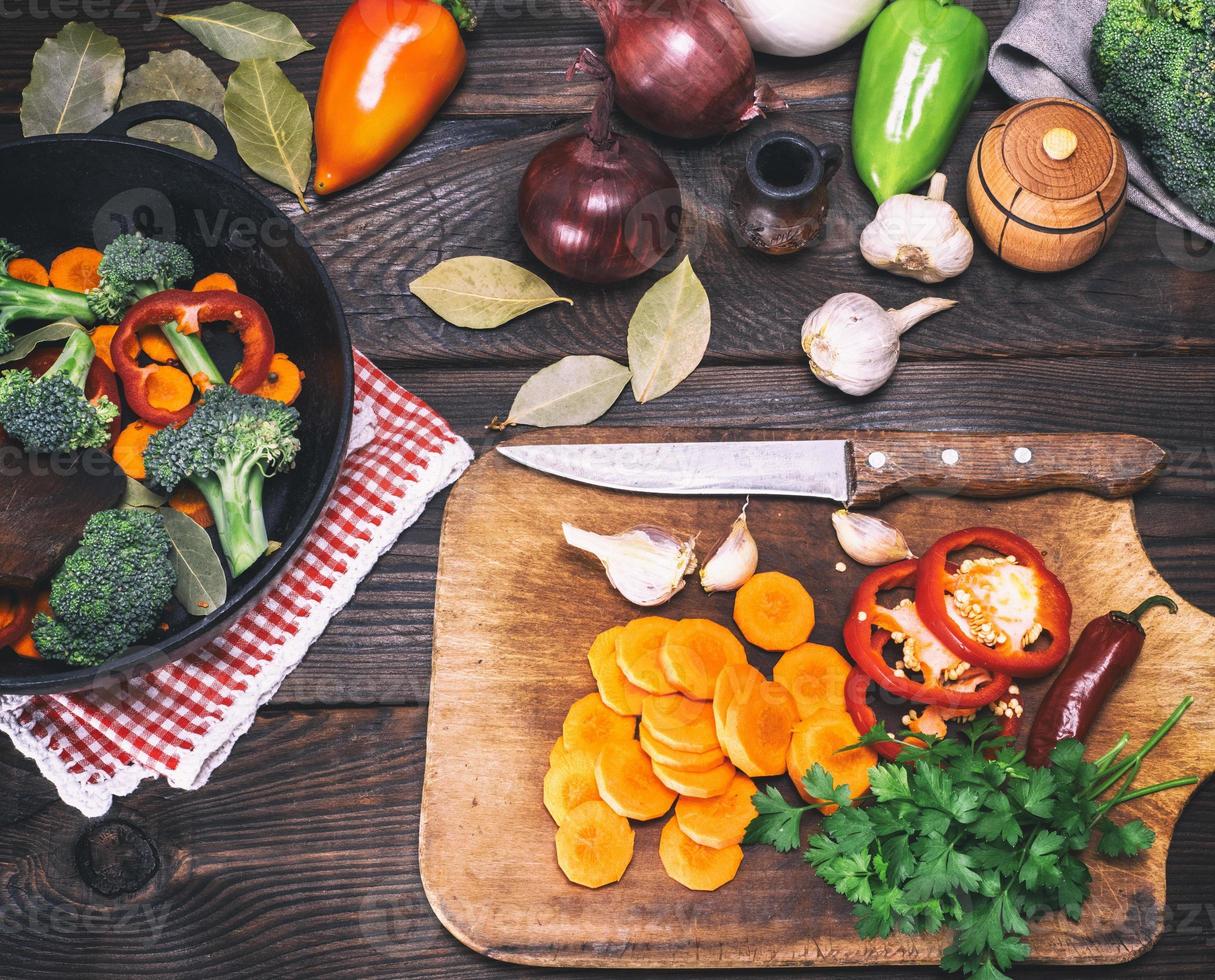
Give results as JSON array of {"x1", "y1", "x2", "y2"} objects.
[{"x1": 420, "y1": 428, "x2": 1215, "y2": 970}]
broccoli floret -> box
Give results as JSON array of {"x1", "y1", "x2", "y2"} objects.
[
  {"x1": 0, "y1": 323, "x2": 12, "y2": 356},
  {"x1": 32, "y1": 509, "x2": 176, "y2": 667},
  {"x1": 142, "y1": 385, "x2": 301, "y2": 577},
  {"x1": 1093, "y1": 0, "x2": 1215, "y2": 222},
  {"x1": 0, "y1": 329, "x2": 118, "y2": 452}
]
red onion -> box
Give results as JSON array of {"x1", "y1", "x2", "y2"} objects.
[
  {"x1": 518, "y1": 50, "x2": 682, "y2": 285},
  {"x1": 583, "y1": 0, "x2": 784, "y2": 139}
]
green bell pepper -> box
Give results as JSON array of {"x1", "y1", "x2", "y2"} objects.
[{"x1": 852, "y1": 0, "x2": 989, "y2": 204}]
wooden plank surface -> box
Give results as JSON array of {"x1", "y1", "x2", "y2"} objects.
[{"x1": 0, "y1": 0, "x2": 1213, "y2": 976}]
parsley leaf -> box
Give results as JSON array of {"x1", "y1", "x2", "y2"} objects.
[
  {"x1": 1096, "y1": 817, "x2": 1156, "y2": 857},
  {"x1": 743, "y1": 785, "x2": 810, "y2": 852}
]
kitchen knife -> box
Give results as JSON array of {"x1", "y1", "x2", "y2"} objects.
[{"x1": 496, "y1": 431, "x2": 1165, "y2": 507}]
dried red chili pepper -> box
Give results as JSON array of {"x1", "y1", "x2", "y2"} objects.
[
  {"x1": 112, "y1": 289, "x2": 275, "y2": 426},
  {"x1": 915, "y1": 526, "x2": 1072, "y2": 678}
]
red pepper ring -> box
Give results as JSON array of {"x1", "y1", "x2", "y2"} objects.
[
  {"x1": 112, "y1": 289, "x2": 276, "y2": 426},
  {"x1": 844, "y1": 667, "x2": 903, "y2": 761},
  {"x1": 0, "y1": 588, "x2": 36, "y2": 649},
  {"x1": 844, "y1": 559, "x2": 1013, "y2": 710},
  {"x1": 915, "y1": 526, "x2": 1073, "y2": 679}
]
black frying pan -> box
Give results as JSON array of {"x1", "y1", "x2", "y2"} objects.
[{"x1": 0, "y1": 102, "x2": 353, "y2": 695}]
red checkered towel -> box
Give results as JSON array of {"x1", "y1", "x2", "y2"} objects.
[{"x1": 0, "y1": 351, "x2": 471, "y2": 816}]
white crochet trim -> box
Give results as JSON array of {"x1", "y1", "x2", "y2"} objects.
[{"x1": 0, "y1": 422, "x2": 472, "y2": 817}]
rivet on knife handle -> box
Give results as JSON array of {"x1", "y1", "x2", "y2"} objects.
[{"x1": 848, "y1": 432, "x2": 1166, "y2": 507}]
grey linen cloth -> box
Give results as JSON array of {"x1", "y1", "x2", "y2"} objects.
[{"x1": 988, "y1": 0, "x2": 1215, "y2": 242}]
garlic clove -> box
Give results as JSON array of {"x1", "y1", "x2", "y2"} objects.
[
  {"x1": 859, "y1": 172, "x2": 974, "y2": 284},
  {"x1": 831, "y1": 510, "x2": 914, "y2": 566},
  {"x1": 700, "y1": 505, "x2": 758, "y2": 593},
  {"x1": 563, "y1": 522, "x2": 697, "y2": 607}
]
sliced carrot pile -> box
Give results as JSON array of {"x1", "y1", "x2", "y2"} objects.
[
  {"x1": 49, "y1": 247, "x2": 103, "y2": 293},
  {"x1": 787, "y1": 710, "x2": 877, "y2": 814},
  {"x1": 658, "y1": 815, "x2": 743, "y2": 891},
  {"x1": 587, "y1": 626, "x2": 645, "y2": 716},
  {"x1": 562, "y1": 692, "x2": 635, "y2": 755},
  {"x1": 773, "y1": 643, "x2": 853, "y2": 720},
  {"x1": 544, "y1": 746, "x2": 600, "y2": 825},
  {"x1": 733, "y1": 571, "x2": 815, "y2": 651},
  {"x1": 194, "y1": 272, "x2": 237, "y2": 292},
  {"x1": 595, "y1": 739, "x2": 676, "y2": 821},
  {"x1": 89, "y1": 325, "x2": 119, "y2": 371},
  {"x1": 712, "y1": 662, "x2": 764, "y2": 737},
  {"x1": 252, "y1": 353, "x2": 305, "y2": 405},
  {"x1": 112, "y1": 420, "x2": 163, "y2": 481},
  {"x1": 638, "y1": 724, "x2": 724, "y2": 773},
  {"x1": 720, "y1": 679, "x2": 797, "y2": 778},
  {"x1": 675, "y1": 773, "x2": 758, "y2": 849},
  {"x1": 555, "y1": 800, "x2": 635, "y2": 889},
  {"x1": 641, "y1": 693, "x2": 719, "y2": 754},
  {"x1": 7, "y1": 257, "x2": 49, "y2": 286},
  {"x1": 139, "y1": 327, "x2": 179, "y2": 364},
  {"x1": 615, "y1": 616, "x2": 678, "y2": 695},
  {"x1": 144, "y1": 364, "x2": 195, "y2": 413},
  {"x1": 659, "y1": 618, "x2": 746, "y2": 701},
  {"x1": 650, "y1": 757, "x2": 736, "y2": 799},
  {"x1": 170, "y1": 485, "x2": 215, "y2": 529}
]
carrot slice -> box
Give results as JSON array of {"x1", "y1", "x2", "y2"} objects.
[
  {"x1": 641, "y1": 694, "x2": 719, "y2": 754},
  {"x1": 549, "y1": 736, "x2": 569, "y2": 767},
  {"x1": 712, "y1": 662, "x2": 765, "y2": 737},
  {"x1": 651, "y1": 758, "x2": 736, "y2": 799},
  {"x1": 595, "y1": 739, "x2": 677, "y2": 820},
  {"x1": 773, "y1": 643, "x2": 853, "y2": 720},
  {"x1": 787, "y1": 709, "x2": 877, "y2": 813},
  {"x1": 675, "y1": 773, "x2": 758, "y2": 849},
  {"x1": 733, "y1": 571, "x2": 815, "y2": 651},
  {"x1": 112, "y1": 420, "x2": 163, "y2": 481},
  {"x1": 144, "y1": 364, "x2": 195, "y2": 413},
  {"x1": 562, "y1": 692, "x2": 635, "y2": 755},
  {"x1": 193, "y1": 272, "x2": 237, "y2": 292},
  {"x1": 49, "y1": 247, "x2": 102, "y2": 292},
  {"x1": 587, "y1": 626, "x2": 645, "y2": 716},
  {"x1": 555, "y1": 799, "x2": 634, "y2": 888},
  {"x1": 169, "y1": 485, "x2": 215, "y2": 529},
  {"x1": 544, "y1": 747, "x2": 600, "y2": 825},
  {"x1": 616, "y1": 616, "x2": 678, "y2": 695},
  {"x1": 658, "y1": 815, "x2": 743, "y2": 891},
  {"x1": 139, "y1": 327, "x2": 179, "y2": 364},
  {"x1": 89, "y1": 325, "x2": 120, "y2": 371},
  {"x1": 720, "y1": 680, "x2": 797, "y2": 777},
  {"x1": 7, "y1": 257, "x2": 49, "y2": 286},
  {"x1": 252, "y1": 353, "x2": 304, "y2": 405},
  {"x1": 639, "y1": 723, "x2": 725, "y2": 773},
  {"x1": 659, "y1": 618, "x2": 747, "y2": 701}
]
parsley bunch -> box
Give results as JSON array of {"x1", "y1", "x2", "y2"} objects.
[{"x1": 745, "y1": 698, "x2": 1197, "y2": 980}]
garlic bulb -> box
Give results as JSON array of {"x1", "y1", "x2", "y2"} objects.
[
  {"x1": 700, "y1": 506, "x2": 758, "y2": 593},
  {"x1": 563, "y1": 523, "x2": 697, "y2": 607},
  {"x1": 860, "y1": 173, "x2": 974, "y2": 284},
  {"x1": 801, "y1": 292, "x2": 957, "y2": 397},
  {"x1": 831, "y1": 510, "x2": 914, "y2": 566}
]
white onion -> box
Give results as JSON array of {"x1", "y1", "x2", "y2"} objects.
[{"x1": 723, "y1": 0, "x2": 886, "y2": 58}]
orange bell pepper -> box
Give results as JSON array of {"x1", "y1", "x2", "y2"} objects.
[{"x1": 314, "y1": 0, "x2": 476, "y2": 195}]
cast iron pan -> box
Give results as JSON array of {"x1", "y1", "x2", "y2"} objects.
[{"x1": 0, "y1": 102, "x2": 353, "y2": 695}]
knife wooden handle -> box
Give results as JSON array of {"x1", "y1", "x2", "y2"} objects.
[{"x1": 848, "y1": 432, "x2": 1165, "y2": 508}]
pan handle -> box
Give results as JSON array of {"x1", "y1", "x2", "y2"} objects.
[{"x1": 90, "y1": 101, "x2": 242, "y2": 176}]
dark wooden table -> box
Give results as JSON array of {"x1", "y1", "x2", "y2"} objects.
[{"x1": 1, "y1": 2, "x2": 1213, "y2": 977}]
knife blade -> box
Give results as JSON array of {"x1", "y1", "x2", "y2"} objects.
[{"x1": 496, "y1": 432, "x2": 1166, "y2": 507}]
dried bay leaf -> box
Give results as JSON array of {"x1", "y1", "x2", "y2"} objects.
[
  {"x1": 120, "y1": 478, "x2": 167, "y2": 510},
  {"x1": 411, "y1": 257, "x2": 573, "y2": 330},
  {"x1": 120, "y1": 50, "x2": 225, "y2": 159},
  {"x1": 20, "y1": 22, "x2": 125, "y2": 137},
  {"x1": 0, "y1": 320, "x2": 86, "y2": 366},
  {"x1": 167, "y1": 2, "x2": 313, "y2": 62},
  {"x1": 224, "y1": 58, "x2": 312, "y2": 209},
  {"x1": 503, "y1": 356, "x2": 631, "y2": 428},
  {"x1": 161, "y1": 506, "x2": 227, "y2": 617},
  {"x1": 627, "y1": 257, "x2": 711, "y2": 404}
]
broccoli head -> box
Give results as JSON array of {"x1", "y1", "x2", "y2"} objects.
[
  {"x1": 0, "y1": 329, "x2": 118, "y2": 452},
  {"x1": 142, "y1": 385, "x2": 301, "y2": 577},
  {"x1": 32, "y1": 508, "x2": 177, "y2": 667},
  {"x1": 1093, "y1": 0, "x2": 1215, "y2": 223},
  {"x1": 0, "y1": 322, "x2": 12, "y2": 357}
]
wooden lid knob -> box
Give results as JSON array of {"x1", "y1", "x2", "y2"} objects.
[
  {"x1": 1042, "y1": 127, "x2": 1078, "y2": 161},
  {"x1": 1000, "y1": 99, "x2": 1122, "y2": 202}
]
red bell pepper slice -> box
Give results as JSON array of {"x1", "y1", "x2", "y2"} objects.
[
  {"x1": 0, "y1": 588, "x2": 36, "y2": 649},
  {"x1": 843, "y1": 558, "x2": 1012, "y2": 710},
  {"x1": 112, "y1": 289, "x2": 275, "y2": 426},
  {"x1": 915, "y1": 527, "x2": 1073, "y2": 678},
  {"x1": 10, "y1": 341, "x2": 122, "y2": 449}
]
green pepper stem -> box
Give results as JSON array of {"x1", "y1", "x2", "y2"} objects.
[
  {"x1": 1119, "y1": 595, "x2": 1178, "y2": 625},
  {"x1": 436, "y1": 0, "x2": 477, "y2": 31}
]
